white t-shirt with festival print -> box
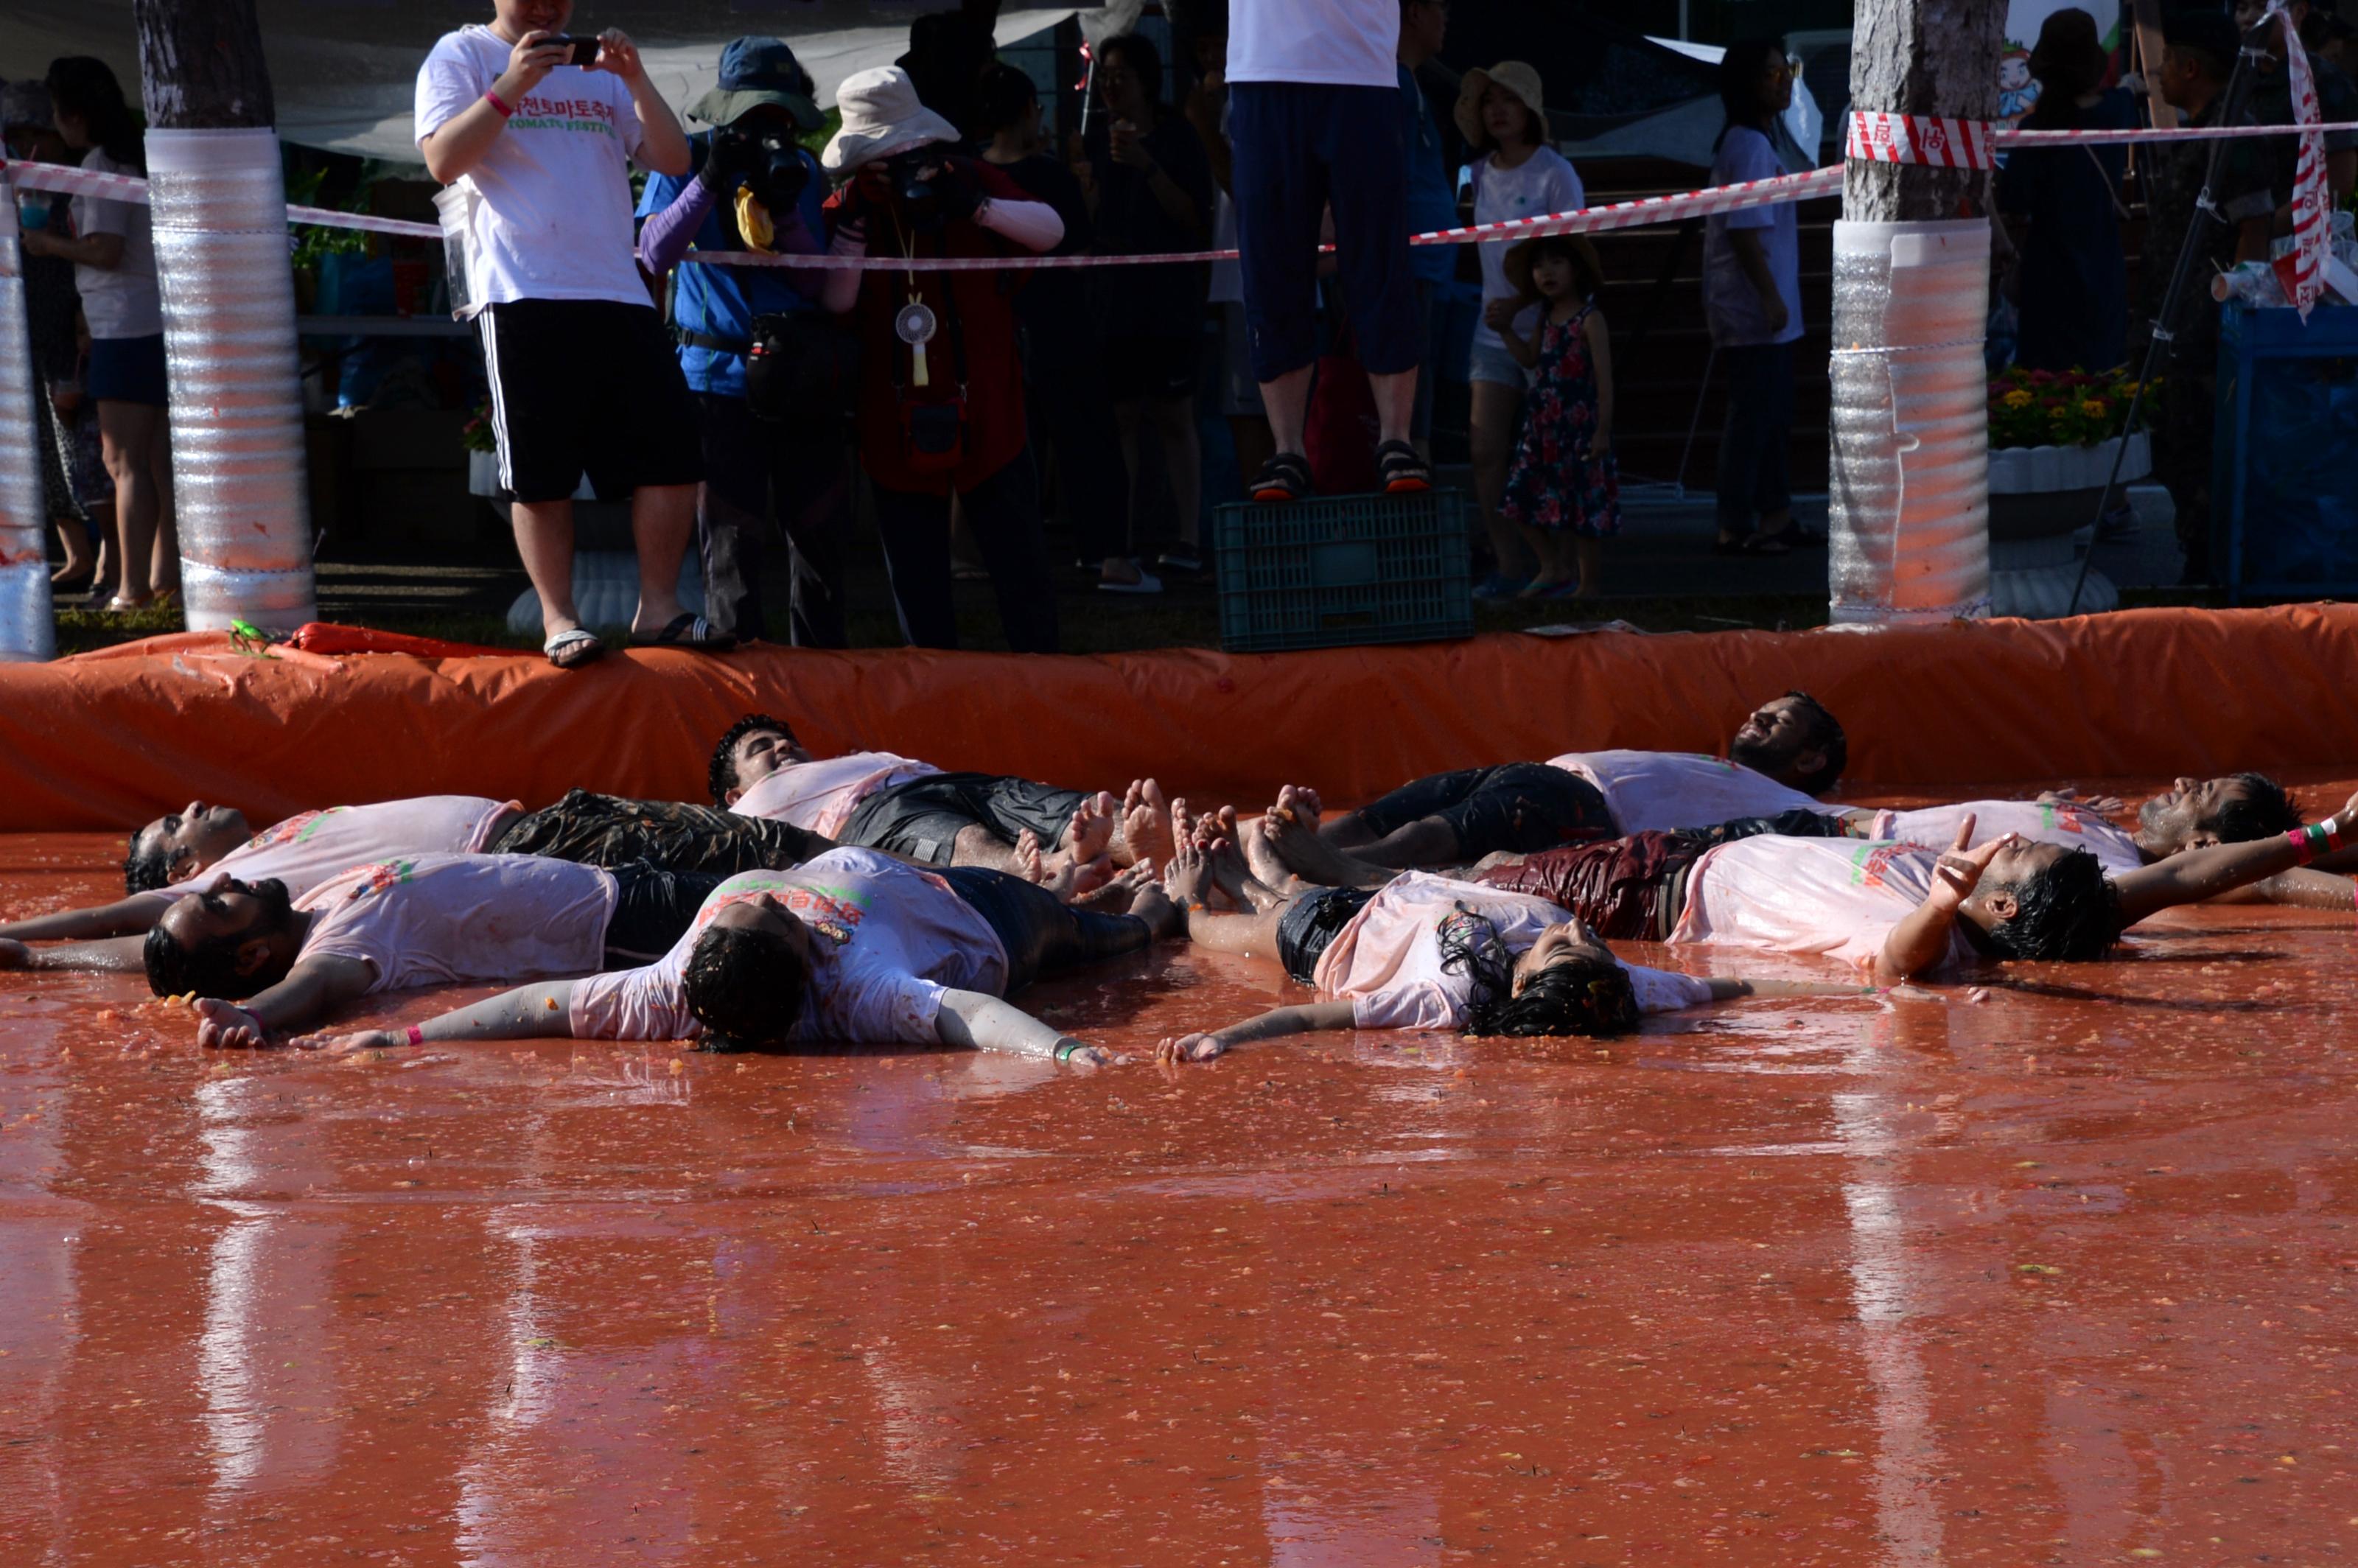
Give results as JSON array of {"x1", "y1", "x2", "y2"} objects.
[
  {"x1": 295, "y1": 853, "x2": 618, "y2": 995},
  {"x1": 567, "y1": 850, "x2": 1008, "y2": 1045},
  {"x1": 1869, "y1": 800, "x2": 2144, "y2": 875},
  {"x1": 1547, "y1": 750, "x2": 1827, "y2": 836},
  {"x1": 154, "y1": 796, "x2": 517, "y2": 910},
  {"x1": 1312, "y1": 872, "x2": 1715, "y2": 1031},
  {"x1": 728, "y1": 752, "x2": 941, "y2": 838},
  {"x1": 1673, "y1": 836, "x2": 1974, "y2": 973},
  {"x1": 414, "y1": 26, "x2": 651, "y2": 307}
]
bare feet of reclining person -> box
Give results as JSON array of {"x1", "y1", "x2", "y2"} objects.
[
  {"x1": 1112, "y1": 779, "x2": 1175, "y2": 871},
  {"x1": 1263, "y1": 788, "x2": 1396, "y2": 890}
]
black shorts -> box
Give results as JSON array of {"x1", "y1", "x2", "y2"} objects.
[
  {"x1": 1102, "y1": 332, "x2": 1200, "y2": 401},
  {"x1": 603, "y1": 862, "x2": 725, "y2": 965},
  {"x1": 1352, "y1": 763, "x2": 1617, "y2": 860},
  {"x1": 1276, "y1": 886, "x2": 1377, "y2": 984},
  {"x1": 489, "y1": 789, "x2": 829, "y2": 875},
  {"x1": 480, "y1": 299, "x2": 704, "y2": 503},
  {"x1": 937, "y1": 867, "x2": 1151, "y2": 994},
  {"x1": 838, "y1": 773, "x2": 1089, "y2": 865}
]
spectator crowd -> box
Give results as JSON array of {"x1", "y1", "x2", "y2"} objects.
[{"x1": 10, "y1": 0, "x2": 2356, "y2": 654}]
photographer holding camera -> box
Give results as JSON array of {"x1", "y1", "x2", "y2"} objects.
[
  {"x1": 417, "y1": 1, "x2": 719, "y2": 668},
  {"x1": 637, "y1": 38, "x2": 848, "y2": 648},
  {"x1": 816, "y1": 67, "x2": 1068, "y2": 654}
]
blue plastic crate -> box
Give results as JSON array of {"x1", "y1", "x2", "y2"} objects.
[
  {"x1": 1214, "y1": 490, "x2": 1473, "y2": 653},
  {"x1": 2214, "y1": 302, "x2": 2358, "y2": 600}
]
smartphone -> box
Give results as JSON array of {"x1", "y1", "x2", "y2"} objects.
[{"x1": 556, "y1": 35, "x2": 601, "y2": 67}]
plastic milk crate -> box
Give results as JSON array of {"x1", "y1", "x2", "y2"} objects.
[{"x1": 1213, "y1": 489, "x2": 1474, "y2": 653}]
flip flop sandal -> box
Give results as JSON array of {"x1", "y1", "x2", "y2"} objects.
[
  {"x1": 632, "y1": 612, "x2": 736, "y2": 653},
  {"x1": 542, "y1": 626, "x2": 606, "y2": 668},
  {"x1": 1155, "y1": 547, "x2": 1203, "y2": 575},
  {"x1": 1250, "y1": 452, "x2": 1313, "y2": 504},
  {"x1": 1376, "y1": 440, "x2": 1432, "y2": 494}
]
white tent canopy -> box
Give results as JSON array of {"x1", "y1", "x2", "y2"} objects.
[{"x1": 3, "y1": 1, "x2": 1089, "y2": 164}]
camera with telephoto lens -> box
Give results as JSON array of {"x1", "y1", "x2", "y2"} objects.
[{"x1": 713, "y1": 126, "x2": 811, "y2": 214}]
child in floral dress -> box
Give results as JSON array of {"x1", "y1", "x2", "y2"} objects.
[{"x1": 1493, "y1": 234, "x2": 1618, "y2": 598}]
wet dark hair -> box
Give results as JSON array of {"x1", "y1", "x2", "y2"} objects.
[
  {"x1": 708, "y1": 713, "x2": 797, "y2": 806},
  {"x1": 143, "y1": 919, "x2": 254, "y2": 1000},
  {"x1": 2208, "y1": 771, "x2": 2301, "y2": 843},
  {"x1": 1781, "y1": 690, "x2": 1847, "y2": 794},
  {"x1": 45, "y1": 56, "x2": 142, "y2": 170},
  {"x1": 123, "y1": 823, "x2": 173, "y2": 895},
  {"x1": 683, "y1": 923, "x2": 808, "y2": 1051},
  {"x1": 1715, "y1": 35, "x2": 1788, "y2": 150},
  {"x1": 970, "y1": 61, "x2": 1039, "y2": 140},
  {"x1": 1963, "y1": 848, "x2": 2120, "y2": 962},
  {"x1": 1435, "y1": 906, "x2": 1642, "y2": 1037},
  {"x1": 1096, "y1": 32, "x2": 1166, "y2": 111}
]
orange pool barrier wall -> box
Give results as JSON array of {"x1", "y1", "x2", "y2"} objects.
[{"x1": 3, "y1": 603, "x2": 2353, "y2": 832}]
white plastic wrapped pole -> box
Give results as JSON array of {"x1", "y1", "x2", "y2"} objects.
[
  {"x1": 1826, "y1": 219, "x2": 1992, "y2": 623},
  {"x1": 146, "y1": 127, "x2": 316, "y2": 631},
  {"x1": 0, "y1": 172, "x2": 58, "y2": 662}
]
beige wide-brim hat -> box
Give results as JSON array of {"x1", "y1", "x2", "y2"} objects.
[
  {"x1": 1455, "y1": 60, "x2": 1547, "y2": 148},
  {"x1": 820, "y1": 66, "x2": 962, "y2": 175}
]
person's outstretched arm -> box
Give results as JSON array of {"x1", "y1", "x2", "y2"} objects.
[
  {"x1": 295, "y1": 981, "x2": 581, "y2": 1052},
  {"x1": 0, "y1": 935, "x2": 148, "y2": 971},
  {"x1": 189, "y1": 955, "x2": 377, "y2": 1048},
  {"x1": 1155, "y1": 1000, "x2": 1357, "y2": 1063},
  {"x1": 0, "y1": 893, "x2": 172, "y2": 943},
  {"x1": 2112, "y1": 794, "x2": 2358, "y2": 925},
  {"x1": 934, "y1": 989, "x2": 1111, "y2": 1065}
]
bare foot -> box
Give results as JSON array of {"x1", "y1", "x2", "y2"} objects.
[
  {"x1": 1015, "y1": 829, "x2": 1082, "y2": 900},
  {"x1": 1235, "y1": 816, "x2": 1306, "y2": 898},
  {"x1": 1264, "y1": 805, "x2": 1382, "y2": 889},
  {"x1": 1163, "y1": 841, "x2": 1214, "y2": 907},
  {"x1": 1273, "y1": 783, "x2": 1324, "y2": 828},
  {"x1": 1127, "y1": 883, "x2": 1183, "y2": 940},
  {"x1": 1072, "y1": 861, "x2": 1154, "y2": 912},
  {"x1": 1203, "y1": 834, "x2": 1259, "y2": 911},
  {"x1": 1063, "y1": 794, "x2": 1117, "y2": 866},
  {"x1": 1115, "y1": 779, "x2": 1175, "y2": 871}
]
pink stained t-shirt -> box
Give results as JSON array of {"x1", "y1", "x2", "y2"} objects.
[
  {"x1": 1869, "y1": 799, "x2": 2144, "y2": 875},
  {"x1": 1545, "y1": 750, "x2": 1827, "y2": 835},
  {"x1": 728, "y1": 752, "x2": 942, "y2": 837},
  {"x1": 153, "y1": 796, "x2": 519, "y2": 909},
  {"x1": 567, "y1": 850, "x2": 1008, "y2": 1045},
  {"x1": 1672, "y1": 835, "x2": 1975, "y2": 975},
  {"x1": 295, "y1": 853, "x2": 618, "y2": 995},
  {"x1": 1312, "y1": 871, "x2": 1715, "y2": 1031}
]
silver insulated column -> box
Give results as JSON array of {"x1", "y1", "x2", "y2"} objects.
[
  {"x1": 147, "y1": 127, "x2": 316, "y2": 631},
  {"x1": 0, "y1": 171, "x2": 57, "y2": 662}
]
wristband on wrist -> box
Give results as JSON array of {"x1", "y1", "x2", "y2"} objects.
[
  {"x1": 1054, "y1": 1040, "x2": 1080, "y2": 1062},
  {"x1": 406, "y1": 1025, "x2": 425, "y2": 1046},
  {"x1": 485, "y1": 89, "x2": 516, "y2": 119}
]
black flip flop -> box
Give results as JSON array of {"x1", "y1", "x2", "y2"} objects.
[{"x1": 632, "y1": 613, "x2": 736, "y2": 653}]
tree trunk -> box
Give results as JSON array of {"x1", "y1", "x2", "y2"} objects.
[
  {"x1": 1844, "y1": 0, "x2": 2007, "y2": 220},
  {"x1": 132, "y1": 0, "x2": 275, "y2": 130}
]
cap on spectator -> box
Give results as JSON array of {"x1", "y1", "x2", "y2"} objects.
[
  {"x1": 1, "y1": 78, "x2": 54, "y2": 132},
  {"x1": 690, "y1": 37, "x2": 824, "y2": 132},
  {"x1": 2163, "y1": 7, "x2": 2242, "y2": 77},
  {"x1": 2028, "y1": 8, "x2": 2113, "y2": 97},
  {"x1": 821, "y1": 66, "x2": 961, "y2": 173},
  {"x1": 1455, "y1": 61, "x2": 1547, "y2": 148}
]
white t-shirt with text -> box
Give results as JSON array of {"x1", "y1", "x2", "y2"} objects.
[
  {"x1": 729, "y1": 752, "x2": 942, "y2": 838},
  {"x1": 567, "y1": 851, "x2": 1007, "y2": 1045},
  {"x1": 1314, "y1": 872, "x2": 1714, "y2": 1031},
  {"x1": 1471, "y1": 148, "x2": 1585, "y2": 350},
  {"x1": 1226, "y1": 0, "x2": 1401, "y2": 88},
  {"x1": 72, "y1": 148, "x2": 161, "y2": 339},
  {"x1": 1871, "y1": 800, "x2": 2143, "y2": 875},
  {"x1": 1547, "y1": 750, "x2": 1825, "y2": 836},
  {"x1": 154, "y1": 795, "x2": 517, "y2": 910},
  {"x1": 415, "y1": 26, "x2": 651, "y2": 307},
  {"x1": 296, "y1": 853, "x2": 618, "y2": 995},
  {"x1": 1673, "y1": 836, "x2": 1973, "y2": 974}
]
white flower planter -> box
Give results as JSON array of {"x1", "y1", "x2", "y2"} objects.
[
  {"x1": 1987, "y1": 430, "x2": 2150, "y2": 495},
  {"x1": 1985, "y1": 430, "x2": 2147, "y2": 617}
]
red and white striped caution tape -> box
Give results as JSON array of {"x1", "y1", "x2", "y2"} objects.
[{"x1": 1847, "y1": 112, "x2": 1996, "y2": 169}]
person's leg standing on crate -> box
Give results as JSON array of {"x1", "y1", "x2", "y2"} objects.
[{"x1": 1227, "y1": 2, "x2": 1430, "y2": 503}]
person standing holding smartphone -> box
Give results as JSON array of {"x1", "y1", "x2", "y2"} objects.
[{"x1": 416, "y1": 1, "x2": 717, "y2": 668}]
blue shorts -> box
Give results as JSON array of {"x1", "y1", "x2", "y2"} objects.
[
  {"x1": 87, "y1": 333, "x2": 168, "y2": 407},
  {"x1": 1229, "y1": 81, "x2": 1418, "y2": 384}
]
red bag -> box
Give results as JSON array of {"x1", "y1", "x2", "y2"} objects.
[{"x1": 1303, "y1": 346, "x2": 1381, "y2": 496}]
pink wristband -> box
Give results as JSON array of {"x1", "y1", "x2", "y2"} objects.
[
  {"x1": 484, "y1": 90, "x2": 516, "y2": 119},
  {"x1": 405, "y1": 1025, "x2": 424, "y2": 1046}
]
